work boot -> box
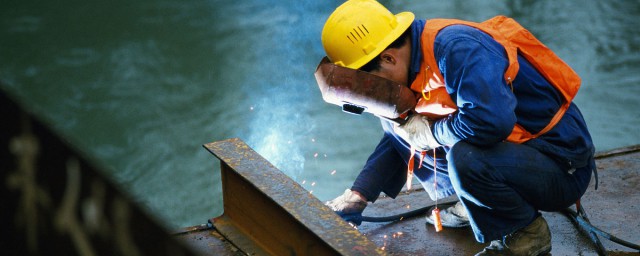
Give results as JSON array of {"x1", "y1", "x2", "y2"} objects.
[
  {"x1": 425, "y1": 201, "x2": 470, "y2": 228},
  {"x1": 475, "y1": 216, "x2": 552, "y2": 256}
]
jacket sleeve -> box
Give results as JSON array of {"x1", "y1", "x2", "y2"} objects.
[
  {"x1": 430, "y1": 25, "x2": 518, "y2": 147},
  {"x1": 352, "y1": 125, "x2": 408, "y2": 202}
]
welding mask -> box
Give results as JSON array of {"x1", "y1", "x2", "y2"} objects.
[{"x1": 314, "y1": 56, "x2": 417, "y2": 123}]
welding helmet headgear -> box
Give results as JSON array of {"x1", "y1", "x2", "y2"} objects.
[{"x1": 321, "y1": 0, "x2": 414, "y2": 69}]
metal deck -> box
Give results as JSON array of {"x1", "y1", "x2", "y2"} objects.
[{"x1": 176, "y1": 142, "x2": 640, "y2": 255}]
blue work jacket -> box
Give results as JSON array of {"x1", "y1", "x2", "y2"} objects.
[{"x1": 353, "y1": 20, "x2": 596, "y2": 201}]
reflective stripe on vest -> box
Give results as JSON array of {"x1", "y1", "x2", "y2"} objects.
[{"x1": 410, "y1": 15, "x2": 581, "y2": 144}]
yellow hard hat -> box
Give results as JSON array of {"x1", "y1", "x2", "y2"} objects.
[{"x1": 321, "y1": 0, "x2": 414, "y2": 69}]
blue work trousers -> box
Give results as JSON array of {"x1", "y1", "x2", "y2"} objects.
[
  {"x1": 448, "y1": 141, "x2": 592, "y2": 242},
  {"x1": 354, "y1": 120, "x2": 592, "y2": 243}
]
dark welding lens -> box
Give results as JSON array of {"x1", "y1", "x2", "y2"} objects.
[{"x1": 342, "y1": 103, "x2": 366, "y2": 115}]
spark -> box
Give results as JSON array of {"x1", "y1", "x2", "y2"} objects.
[
  {"x1": 311, "y1": 138, "x2": 316, "y2": 142},
  {"x1": 313, "y1": 153, "x2": 318, "y2": 158},
  {"x1": 249, "y1": 106, "x2": 254, "y2": 111},
  {"x1": 309, "y1": 190, "x2": 313, "y2": 194},
  {"x1": 406, "y1": 204, "x2": 411, "y2": 209},
  {"x1": 301, "y1": 180, "x2": 306, "y2": 184},
  {"x1": 380, "y1": 234, "x2": 388, "y2": 251},
  {"x1": 330, "y1": 170, "x2": 336, "y2": 175},
  {"x1": 311, "y1": 182, "x2": 316, "y2": 186}
]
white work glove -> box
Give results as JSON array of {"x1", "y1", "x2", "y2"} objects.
[
  {"x1": 325, "y1": 189, "x2": 367, "y2": 214},
  {"x1": 393, "y1": 114, "x2": 441, "y2": 151}
]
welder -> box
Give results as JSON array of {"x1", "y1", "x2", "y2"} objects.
[{"x1": 317, "y1": 0, "x2": 596, "y2": 255}]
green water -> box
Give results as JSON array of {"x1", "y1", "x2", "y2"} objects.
[{"x1": 2, "y1": 0, "x2": 639, "y2": 229}]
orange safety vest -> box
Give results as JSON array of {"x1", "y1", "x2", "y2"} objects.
[{"x1": 409, "y1": 15, "x2": 581, "y2": 144}]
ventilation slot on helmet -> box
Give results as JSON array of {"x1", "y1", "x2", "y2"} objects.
[{"x1": 346, "y1": 24, "x2": 370, "y2": 44}]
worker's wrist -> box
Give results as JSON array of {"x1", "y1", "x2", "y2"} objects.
[{"x1": 350, "y1": 189, "x2": 368, "y2": 202}]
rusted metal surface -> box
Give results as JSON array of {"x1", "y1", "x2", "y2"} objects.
[
  {"x1": 1, "y1": 87, "x2": 197, "y2": 255},
  {"x1": 203, "y1": 138, "x2": 383, "y2": 256},
  {"x1": 174, "y1": 224, "x2": 244, "y2": 256},
  {"x1": 594, "y1": 144, "x2": 640, "y2": 159}
]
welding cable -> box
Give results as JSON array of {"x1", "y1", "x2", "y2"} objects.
[
  {"x1": 562, "y1": 207, "x2": 640, "y2": 252},
  {"x1": 358, "y1": 201, "x2": 457, "y2": 224},
  {"x1": 576, "y1": 204, "x2": 640, "y2": 251},
  {"x1": 563, "y1": 206, "x2": 607, "y2": 255},
  {"x1": 340, "y1": 203, "x2": 433, "y2": 226},
  {"x1": 577, "y1": 204, "x2": 607, "y2": 256}
]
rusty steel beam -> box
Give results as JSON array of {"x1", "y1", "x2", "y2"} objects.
[{"x1": 204, "y1": 138, "x2": 383, "y2": 256}]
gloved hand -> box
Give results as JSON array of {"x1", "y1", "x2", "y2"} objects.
[
  {"x1": 325, "y1": 189, "x2": 368, "y2": 218},
  {"x1": 393, "y1": 114, "x2": 441, "y2": 151}
]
